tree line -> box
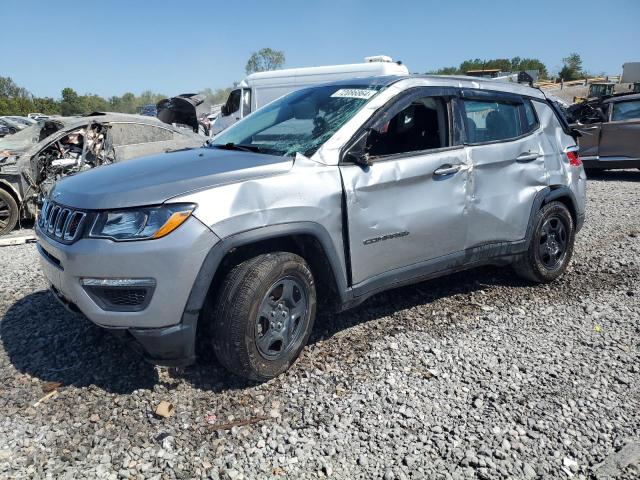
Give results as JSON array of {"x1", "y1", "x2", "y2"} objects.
[
  {"x1": 427, "y1": 53, "x2": 590, "y2": 81},
  {"x1": 0, "y1": 76, "x2": 236, "y2": 117}
]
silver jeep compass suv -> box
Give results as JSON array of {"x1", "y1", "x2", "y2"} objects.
[{"x1": 36, "y1": 76, "x2": 587, "y2": 381}]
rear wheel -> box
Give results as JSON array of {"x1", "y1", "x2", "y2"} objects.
[
  {"x1": 210, "y1": 252, "x2": 316, "y2": 381},
  {"x1": 514, "y1": 201, "x2": 575, "y2": 283},
  {"x1": 0, "y1": 189, "x2": 19, "y2": 236}
]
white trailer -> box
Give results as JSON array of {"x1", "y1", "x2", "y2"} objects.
[{"x1": 622, "y1": 62, "x2": 640, "y2": 83}]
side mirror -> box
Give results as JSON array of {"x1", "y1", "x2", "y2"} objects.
[
  {"x1": 343, "y1": 130, "x2": 372, "y2": 167},
  {"x1": 345, "y1": 150, "x2": 372, "y2": 167},
  {"x1": 221, "y1": 105, "x2": 229, "y2": 117}
]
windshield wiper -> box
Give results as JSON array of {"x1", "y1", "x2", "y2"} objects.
[{"x1": 210, "y1": 142, "x2": 264, "y2": 154}]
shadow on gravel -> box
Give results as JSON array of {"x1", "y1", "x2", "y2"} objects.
[
  {"x1": 1, "y1": 266, "x2": 532, "y2": 393},
  {"x1": 308, "y1": 265, "x2": 531, "y2": 345},
  {"x1": 1, "y1": 290, "x2": 159, "y2": 394},
  {"x1": 586, "y1": 169, "x2": 640, "y2": 182}
]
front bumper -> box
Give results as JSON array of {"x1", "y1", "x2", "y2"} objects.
[{"x1": 35, "y1": 216, "x2": 219, "y2": 365}]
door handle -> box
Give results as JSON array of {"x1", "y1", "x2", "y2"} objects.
[
  {"x1": 515, "y1": 152, "x2": 540, "y2": 162},
  {"x1": 433, "y1": 164, "x2": 462, "y2": 176}
]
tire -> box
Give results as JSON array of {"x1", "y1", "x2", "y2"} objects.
[
  {"x1": 514, "y1": 201, "x2": 575, "y2": 283},
  {"x1": 0, "y1": 189, "x2": 19, "y2": 236},
  {"x1": 210, "y1": 252, "x2": 316, "y2": 381}
]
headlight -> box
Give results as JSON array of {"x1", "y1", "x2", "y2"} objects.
[{"x1": 89, "y1": 204, "x2": 196, "y2": 241}]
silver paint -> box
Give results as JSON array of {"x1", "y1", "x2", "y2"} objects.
[{"x1": 36, "y1": 75, "x2": 585, "y2": 335}]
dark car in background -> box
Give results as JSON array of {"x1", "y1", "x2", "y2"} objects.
[
  {"x1": 0, "y1": 123, "x2": 11, "y2": 138},
  {"x1": 570, "y1": 93, "x2": 640, "y2": 170},
  {"x1": 0, "y1": 117, "x2": 26, "y2": 136},
  {"x1": 139, "y1": 104, "x2": 157, "y2": 117}
]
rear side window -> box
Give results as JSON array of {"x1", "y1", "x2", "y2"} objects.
[
  {"x1": 611, "y1": 100, "x2": 640, "y2": 121},
  {"x1": 463, "y1": 98, "x2": 537, "y2": 143},
  {"x1": 110, "y1": 123, "x2": 173, "y2": 146},
  {"x1": 522, "y1": 100, "x2": 539, "y2": 134}
]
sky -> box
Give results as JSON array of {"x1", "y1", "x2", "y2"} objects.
[{"x1": 3, "y1": 0, "x2": 639, "y2": 99}]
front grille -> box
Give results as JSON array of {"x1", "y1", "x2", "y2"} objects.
[{"x1": 38, "y1": 199, "x2": 88, "y2": 243}]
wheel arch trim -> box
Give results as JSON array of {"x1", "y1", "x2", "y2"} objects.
[{"x1": 183, "y1": 221, "x2": 350, "y2": 318}]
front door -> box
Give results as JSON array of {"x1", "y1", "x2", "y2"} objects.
[
  {"x1": 340, "y1": 87, "x2": 469, "y2": 285},
  {"x1": 461, "y1": 92, "x2": 547, "y2": 247}
]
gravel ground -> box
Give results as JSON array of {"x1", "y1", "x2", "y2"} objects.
[{"x1": 1, "y1": 171, "x2": 639, "y2": 479}]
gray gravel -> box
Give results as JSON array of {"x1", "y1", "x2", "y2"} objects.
[{"x1": 1, "y1": 171, "x2": 639, "y2": 479}]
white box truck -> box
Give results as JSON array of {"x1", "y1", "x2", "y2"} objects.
[{"x1": 211, "y1": 55, "x2": 409, "y2": 134}]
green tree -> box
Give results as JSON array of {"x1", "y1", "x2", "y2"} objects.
[
  {"x1": 0, "y1": 76, "x2": 31, "y2": 99},
  {"x1": 245, "y1": 48, "x2": 285, "y2": 75},
  {"x1": 559, "y1": 53, "x2": 584, "y2": 81},
  {"x1": 426, "y1": 66, "x2": 459, "y2": 75},
  {"x1": 512, "y1": 57, "x2": 548, "y2": 79},
  {"x1": 60, "y1": 87, "x2": 83, "y2": 115}
]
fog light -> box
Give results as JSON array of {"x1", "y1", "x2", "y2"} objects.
[{"x1": 81, "y1": 278, "x2": 156, "y2": 312}]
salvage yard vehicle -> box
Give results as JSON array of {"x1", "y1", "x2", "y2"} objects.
[
  {"x1": 35, "y1": 75, "x2": 586, "y2": 381},
  {"x1": 0, "y1": 123, "x2": 10, "y2": 138},
  {"x1": 0, "y1": 117, "x2": 26, "y2": 136},
  {"x1": 211, "y1": 55, "x2": 409, "y2": 134},
  {"x1": 570, "y1": 93, "x2": 640, "y2": 170},
  {"x1": 0, "y1": 114, "x2": 204, "y2": 235}
]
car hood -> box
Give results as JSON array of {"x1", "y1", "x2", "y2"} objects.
[{"x1": 51, "y1": 147, "x2": 293, "y2": 210}]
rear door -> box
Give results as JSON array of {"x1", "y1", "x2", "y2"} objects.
[
  {"x1": 461, "y1": 90, "x2": 547, "y2": 246},
  {"x1": 340, "y1": 87, "x2": 469, "y2": 285},
  {"x1": 599, "y1": 99, "x2": 640, "y2": 161}
]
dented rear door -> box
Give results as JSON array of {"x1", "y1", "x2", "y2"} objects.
[{"x1": 461, "y1": 91, "x2": 547, "y2": 247}]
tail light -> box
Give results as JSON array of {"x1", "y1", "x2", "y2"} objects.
[{"x1": 566, "y1": 150, "x2": 582, "y2": 167}]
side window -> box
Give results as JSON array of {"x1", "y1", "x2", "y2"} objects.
[
  {"x1": 463, "y1": 99, "x2": 523, "y2": 143},
  {"x1": 522, "y1": 100, "x2": 539, "y2": 134},
  {"x1": 225, "y1": 89, "x2": 241, "y2": 115},
  {"x1": 109, "y1": 123, "x2": 172, "y2": 146},
  {"x1": 367, "y1": 96, "x2": 450, "y2": 158},
  {"x1": 611, "y1": 100, "x2": 640, "y2": 121},
  {"x1": 242, "y1": 89, "x2": 251, "y2": 115}
]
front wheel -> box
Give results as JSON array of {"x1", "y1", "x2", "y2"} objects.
[
  {"x1": 210, "y1": 252, "x2": 316, "y2": 381},
  {"x1": 513, "y1": 201, "x2": 575, "y2": 283}
]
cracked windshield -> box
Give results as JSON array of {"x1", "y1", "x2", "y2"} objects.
[{"x1": 210, "y1": 84, "x2": 383, "y2": 157}]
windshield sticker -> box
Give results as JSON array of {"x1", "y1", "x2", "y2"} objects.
[{"x1": 330, "y1": 89, "x2": 377, "y2": 99}]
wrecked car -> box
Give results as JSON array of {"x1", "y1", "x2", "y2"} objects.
[
  {"x1": 569, "y1": 93, "x2": 640, "y2": 170},
  {"x1": 36, "y1": 76, "x2": 586, "y2": 381},
  {"x1": 0, "y1": 113, "x2": 204, "y2": 235}
]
